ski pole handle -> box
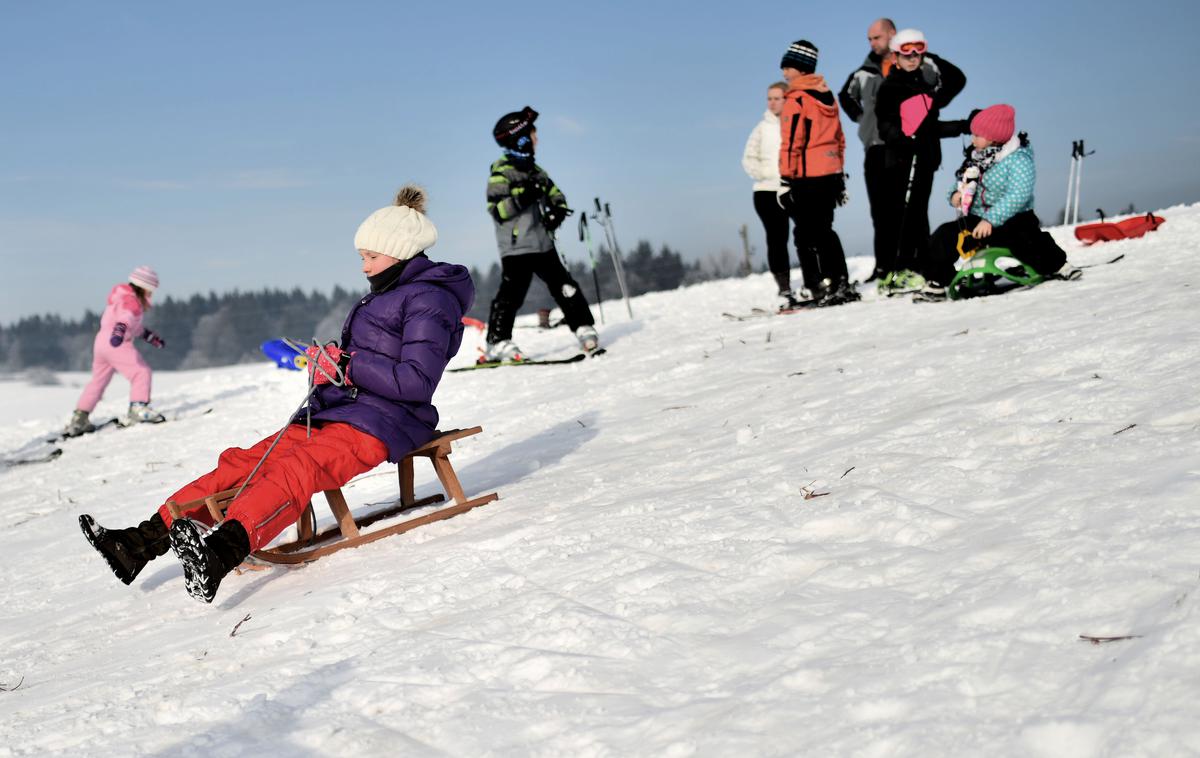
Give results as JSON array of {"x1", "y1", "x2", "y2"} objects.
[{"x1": 594, "y1": 197, "x2": 602, "y2": 214}]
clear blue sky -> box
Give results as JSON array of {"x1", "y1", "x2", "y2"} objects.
[{"x1": 3, "y1": 0, "x2": 1197, "y2": 325}]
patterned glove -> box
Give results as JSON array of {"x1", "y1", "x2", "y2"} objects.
[
  {"x1": 305, "y1": 344, "x2": 352, "y2": 386},
  {"x1": 142, "y1": 328, "x2": 165, "y2": 349},
  {"x1": 109, "y1": 322, "x2": 128, "y2": 347}
]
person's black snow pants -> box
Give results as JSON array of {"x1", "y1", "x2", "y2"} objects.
[
  {"x1": 753, "y1": 190, "x2": 793, "y2": 292},
  {"x1": 783, "y1": 174, "x2": 849, "y2": 292},
  {"x1": 922, "y1": 211, "x2": 1068, "y2": 286},
  {"x1": 487, "y1": 249, "x2": 595, "y2": 344}
]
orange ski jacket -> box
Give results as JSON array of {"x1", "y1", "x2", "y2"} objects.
[{"x1": 778, "y1": 74, "x2": 845, "y2": 180}]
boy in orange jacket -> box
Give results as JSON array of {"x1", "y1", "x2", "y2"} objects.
[{"x1": 778, "y1": 39, "x2": 858, "y2": 307}]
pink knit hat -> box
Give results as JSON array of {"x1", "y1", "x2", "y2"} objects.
[
  {"x1": 971, "y1": 104, "x2": 1016, "y2": 144},
  {"x1": 129, "y1": 265, "x2": 159, "y2": 292}
]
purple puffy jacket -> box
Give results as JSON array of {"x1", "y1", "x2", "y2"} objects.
[{"x1": 302, "y1": 256, "x2": 475, "y2": 461}]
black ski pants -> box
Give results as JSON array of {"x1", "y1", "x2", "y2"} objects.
[
  {"x1": 879, "y1": 154, "x2": 936, "y2": 273},
  {"x1": 922, "y1": 211, "x2": 1068, "y2": 286},
  {"x1": 783, "y1": 174, "x2": 849, "y2": 291},
  {"x1": 753, "y1": 190, "x2": 792, "y2": 291},
  {"x1": 863, "y1": 145, "x2": 892, "y2": 274},
  {"x1": 487, "y1": 249, "x2": 594, "y2": 344}
]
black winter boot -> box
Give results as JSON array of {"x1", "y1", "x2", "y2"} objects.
[
  {"x1": 79, "y1": 512, "x2": 170, "y2": 585},
  {"x1": 170, "y1": 519, "x2": 251, "y2": 604}
]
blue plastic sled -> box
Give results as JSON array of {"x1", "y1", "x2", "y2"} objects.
[{"x1": 261, "y1": 338, "x2": 308, "y2": 371}]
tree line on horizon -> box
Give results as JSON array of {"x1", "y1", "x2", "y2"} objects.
[{"x1": 0, "y1": 242, "x2": 752, "y2": 374}]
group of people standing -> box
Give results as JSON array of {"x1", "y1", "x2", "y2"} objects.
[{"x1": 743, "y1": 18, "x2": 1073, "y2": 307}]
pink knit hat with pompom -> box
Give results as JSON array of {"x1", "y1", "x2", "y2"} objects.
[{"x1": 971, "y1": 104, "x2": 1016, "y2": 144}]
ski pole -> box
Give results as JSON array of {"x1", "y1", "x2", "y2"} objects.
[
  {"x1": 579, "y1": 213, "x2": 605, "y2": 324},
  {"x1": 1064, "y1": 144, "x2": 1078, "y2": 226},
  {"x1": 595, "y1": 198, "x2": 634, "y2": 319}
]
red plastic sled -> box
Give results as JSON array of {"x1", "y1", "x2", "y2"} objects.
[{"x1": 1074, "y1": 213, "x2": 1164, "y2": 244}]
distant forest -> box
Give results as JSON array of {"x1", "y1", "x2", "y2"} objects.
[{"x1": 1, "y1": 241, "x2": 752, "y2": 372}]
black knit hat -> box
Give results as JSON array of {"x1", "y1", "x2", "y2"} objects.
[
  {"x1": 493, "y1": 106, "x2": 539, "y2": 149},
  {"x1": 781, "y1": 40, "x2": 819, "y2": 74}
]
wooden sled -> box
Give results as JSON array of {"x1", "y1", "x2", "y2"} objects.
[{"x1": 166, "y1": 427, "x2": 498, "y2": 565}]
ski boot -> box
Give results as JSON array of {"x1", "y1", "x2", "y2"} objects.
[
  {"x1": 125, "y1": 402, "x2": 166, "y2": 426},
  {"x1": 64, "y1": 409, "x2": 95, "y2": 438},
  {"x1": 818, "y1": 278, "x2": 861, "y2": 307},
  {"x1": 911, "y1": 282, "x2": 948, "y2": 303},
  {"x1": 169, "y1": 518, "x2": 251, "y2": 604},
  {"x1": 79, "y1": 512, "x2": 170, "y2": 585},
  {"x1": 575, "y1": 325, "x2": 600, "y2": 354},
  {"x1": 479, "y1": 340, "x2": 523, "y2": 364}
]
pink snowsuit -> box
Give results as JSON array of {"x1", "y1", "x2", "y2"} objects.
[{"x1": 77, "y1": 283, "x2": 152, "y2": 412}]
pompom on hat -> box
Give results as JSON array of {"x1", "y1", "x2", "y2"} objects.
[
  {"x1": 354, "y1": 185, "x2": 438, "y2": 261},
  {"x1": 780, "y1": 39, "x2": 819, "y2": 74},
  {"x1": 128, "y1": 265, "x2": 159, "y2": 292},
  {"x1": 971, "y1": 104, "x2": 1016, "y2": 144}
]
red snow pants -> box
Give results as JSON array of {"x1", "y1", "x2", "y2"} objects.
[{"x1": 157, "y1": 423, "x2": 388, "y2": 552}]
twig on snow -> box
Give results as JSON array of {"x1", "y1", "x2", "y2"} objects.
[
  {"x1": 1112, "y1": 424, "x2": 1137, "y2": 435},
  {"x1": 840, "y1": 466, "x2": 855, "y2": 479},
  {"x1": 1079, "y1": 634, "x2": 1141, "y2": 645},
  {"x1": 229, "y1": 614, "x2": 252, "y2": 638},
  {"x1": 800, "y1": 481, "x2": 830, "y2": 500},
  {"x1": 0, "y1": 677, "x2": 24, "y2": 692}
]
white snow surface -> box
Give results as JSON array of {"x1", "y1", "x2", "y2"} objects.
[{"x1": 2, "y1": 207, "x2": 1198, "y2": 757}]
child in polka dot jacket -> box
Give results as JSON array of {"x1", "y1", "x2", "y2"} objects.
[{"x1": 915, "y1": 104, "x2": 1074, "y2": 298}]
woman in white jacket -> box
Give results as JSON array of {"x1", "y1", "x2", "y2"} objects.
[{"x1": 742, "y1": 81, "x2": 796, "y2": 306}]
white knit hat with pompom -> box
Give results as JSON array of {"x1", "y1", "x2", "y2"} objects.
[{"x1": 353, "y1": 185, "x2": 438, "y2": 260}]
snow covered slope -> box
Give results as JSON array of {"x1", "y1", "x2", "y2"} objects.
[{"x1": 2, "y1": 206, "x2": 1198, "y2": 757}]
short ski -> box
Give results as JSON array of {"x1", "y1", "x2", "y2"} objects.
[
  {"x1": 450, "y1": 348, "x2": 605, "y2": 372},
  {"x1": 722, "y1": 303, "x2": 818, "y2": 321}
]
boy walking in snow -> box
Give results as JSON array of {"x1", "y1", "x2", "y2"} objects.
[
  {"x1": 914, "y1": 105, "x2": 1077, "y2": 301},
  {"x1": 483, "y1": 106, "x2": 599, "y2": 363}
]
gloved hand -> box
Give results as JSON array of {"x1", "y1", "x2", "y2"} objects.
[
  {"x1": 109, "y1": 322, "x2": 128, "y2": 347},
  {"x1": 963, "y1": 109, "x2": 981, "y2": 136},
  {"x1": 141, "y1": 328, "x2": 165, "y2": 349},
  {"x1": 305, "y1": 344, "x2": 352, "y2": 386},
  {"x1": 512, "y1": 179, "x2": 544, "y2": 208},
  {"x1": 836, "y1": 173, "x2": 850, "y2": 207},
  {"x1": 542, "y1": 203, "x2": 573, "y2": 232}
]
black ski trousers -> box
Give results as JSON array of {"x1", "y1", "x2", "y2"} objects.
[
  {"x1": 879, "y1": 154, "x2": 936, "y2": 273},
  {"x1": 753, "y1": 190, "x2": 792, "y2": 291},
  {"x1": 922, "y1": 211, "x2": 1068, "y2": 286},
  {"x1": 863, "y1": 145, "x2": 892, "y2": 274},
  {"x1": 487, "y1": 249, "x2": 594, "y2": 344},
  {"x1": 783, "y1": 174, "x2": 849, "y2": 291}
]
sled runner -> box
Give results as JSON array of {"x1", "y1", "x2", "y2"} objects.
[
  {"x1": 1073, "y1": 213, "x2": 1164, "y2": 245},
  {"x1": 947, "y1": 246, "x2": 1044, "y2": 300},
  {"x1": 166, "y1": 426, "x2": 498, "y2": 565}
]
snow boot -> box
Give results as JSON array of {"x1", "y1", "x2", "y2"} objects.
[
  {"x1": 79, "y1": 512, "x2": 170, "y2": 585},
  {"x1": 912, "y1": 282, "x2": 948, "y2": 303},
  {"x1": 817, "y1": 278, "x2": 861, "y2": 307},
  {"x1": 125, "y1": 402, "x2": 166, "y2": 426},
  {"x1": 169, "y1": 518, "x2": 251, "y2": 604},
  {"x1": 479, "y1": 339, "x2": 523, "y2": 364},
  {"x1": 575, "y1": 325, "x2": 600, "y2": 354},
  {"x1": 64, "y1": 409, "x2": 95, "y2": 438},
  {"x1": 1052, "y1": 262, "x2": 1083, "y2": 281}
]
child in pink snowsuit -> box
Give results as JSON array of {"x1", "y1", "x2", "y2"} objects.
[{"x1": 65, "y1": 266, "x2": 167, "y2": 435}]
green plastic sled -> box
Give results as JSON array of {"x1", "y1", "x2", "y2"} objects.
[{"x1": 947, "y1": 247, "x2": 1044, "y2": 300}]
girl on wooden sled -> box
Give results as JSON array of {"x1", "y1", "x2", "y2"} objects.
[
  {"x1": 64, "y1": 266, "x2": 168, "y2": 435},
  {"x1": 79, "y1": 186, "x2": 475, "y2": 603}
]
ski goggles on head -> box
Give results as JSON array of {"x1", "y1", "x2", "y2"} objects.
[{"x1": 896, "y1": 41, "x2": 927, "y2": 56}]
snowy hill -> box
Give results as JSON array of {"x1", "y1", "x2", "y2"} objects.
[{"x1": 2, "y1": 207, "x2": 1198, "y2": 757}]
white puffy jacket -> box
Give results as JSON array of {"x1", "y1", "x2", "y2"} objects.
[{"x1": 741, "y1": 109, "x2": 782, "y2": 192}]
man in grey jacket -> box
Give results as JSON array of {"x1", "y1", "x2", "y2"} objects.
[
  {"x1": 839, "y1": 18, "x2": 897, "y2": 281},
  {"x1": 483, "y1": 107, "x2": 598, "y2": 363}
]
